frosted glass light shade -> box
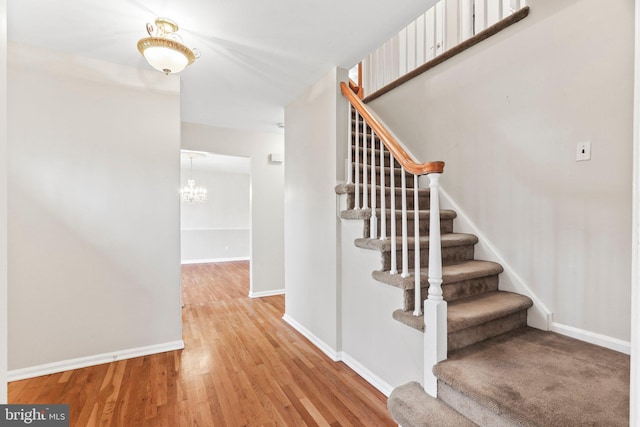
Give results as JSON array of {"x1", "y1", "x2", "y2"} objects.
[
  {"x1": 143, "y1": 46, "x2": 189, "y2": 74},
  {"x1": 137, "y1": 37, "x2": 196, "y2": 74}
]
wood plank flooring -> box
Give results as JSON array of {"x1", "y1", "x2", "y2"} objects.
[{"x1": 9, "y1": 261, "x2": 395, "y2": 426}]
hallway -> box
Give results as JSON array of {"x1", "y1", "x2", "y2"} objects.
[{"x1": 9, "y1": 261, "x2": 394, "y2": 426}]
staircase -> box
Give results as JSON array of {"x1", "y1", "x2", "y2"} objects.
[
  {"x1": 335, "y1": 117, "x2": 533, "y2": 352},
  {"x1": 335, "y1": 107, "x2": 630, "y2": 426}
]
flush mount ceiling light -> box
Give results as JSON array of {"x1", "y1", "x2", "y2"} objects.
[{"x1": 137, "y1": 17, "x2": 200, "y2": 75}]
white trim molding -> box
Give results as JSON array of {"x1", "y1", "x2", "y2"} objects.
[
  {"x1": 281, "y1": 315, "x2": 394, "y2": 397},
  {"x1": 7, "y1": 340, "x2": 185, "y2": 382},
  {"x1": 631, "y1": 1, "x2": 640, "y2": 424},
  {"x1": 180, "y1": 227, "x2": 250, "y2": 231},
  {"x1": 435, "y1": 184, "x2": 552, "y2": 330},
  {"x1": 181, "y1": 256, "x2": 249, "y2": 265},
  {"x1": 551, "y1": 322, "x2": 631, "y2": 355},
  {"x1": 249, "y1": 289, "x2": 285, "y2": 298},
  {"x1": 339, "y1": 352, "x2": 394, "y2": 397},
  {"x1": 282, "y1": 314, "x2": 340, "y2": 362}
]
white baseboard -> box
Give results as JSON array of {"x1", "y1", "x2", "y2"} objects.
[
  {"x1": 281, "y1": 315, "x2": 395, "y2": 396},
  {"x1": 339, "y1": 352, "x2": 394, "y2": 397},
  {"x1": 551, "y1": 322, "x2": 631, "y2": 355},
  {"x1": 249, "y1": 289, "x2": 285, "y2": 298},
  {"x1": 437, "y1": 186, "x2": 552, "y2": 330},
  {"x1": 8, "y1": 340, "x2": 185, "y2": 382},
  {"x1": 282, "y1": 314, "x2": 340, "y2": 362},
  {"x1": 181, "y1": 257, "x2": 249, "y2": 265}
]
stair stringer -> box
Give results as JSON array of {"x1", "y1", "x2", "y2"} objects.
[
  {"x1": 424, "y1": 178, "x2": 552, "y2": 330},
  {"x1": 338, "y1": 198, "x2": 425, "y2": 397}
]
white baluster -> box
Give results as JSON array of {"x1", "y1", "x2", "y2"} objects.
[
  {"x1": 415, "y1": 13, "x2": 425, "y2": 68},
  {"x1": 370, "y1": 131, "x2": 378, "y2": 239},
  {"x1": 363, "y1": 124, "x2": 369, "y2": 210},
  {"x1": 487, "y1": 0, "x2": 502, "y2": 24},
  {"x1": 426, "y1": 7, "x2": 436, "y2": 60},
  {"x1": 390, "y1": 155, "x2": 397, "y2": 274},
  {"x1": 460, "y1": 0, "x2": 473, "y2": 41},
  {"x1": 423, "y1": 172, "x2": 446, "y2": 397},
  {"x1": 475, "y1": 0, "x2": 488, "y2": 32},
  {"x1": 413, "y1": 174, "x2": 422, "y2": 316},
  {"x1": 354, "y1": 111, "x2": 360, "y2": 209},
  {"x1": 347, "y1": 105, "x2": 353, "y2": 184},
  {"x1": 380, "y1": 139, "x2": 387, "y2": 240},
  {"x1": 401, "y1": 167, "x2": 409, "y2": 278}
]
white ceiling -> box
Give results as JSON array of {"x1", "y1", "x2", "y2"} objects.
[{"x1": 7, "y1": 0, "x2": 437, "y2": 133}]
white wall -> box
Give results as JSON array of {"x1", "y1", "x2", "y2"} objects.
[
  {"x1": 0, "y1": 0, "x2": 7, "y2": 403},
  {"x1": 8, "y1": 44, "x2": 183, "y2": 374},
  {"x1": 369, "y1": 0, "x2": 633, "y2": 342},
  {"x1": 340, "y1": 219, "x2": 424, "y2": 395},
  {"x1": 283, "y1": 67, "x2": 348, "y2": 356},
  {"x1": 181, "y1": 123, "x2": 284, "y2": 297},
  {"x1": 180, "y1": 168, "x2": 250, "y2": 263}
]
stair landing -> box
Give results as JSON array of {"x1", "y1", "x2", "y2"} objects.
[{"x1": 433, "y1": 327, "x2": 630, "y2": 426}]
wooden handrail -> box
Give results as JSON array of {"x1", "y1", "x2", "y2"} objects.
[
  {"x1": 340, "y1": 81, "x2": 444, "y2": 176},
  {"x1": 348, "y1": 79, "x2": 364, "y2": 99}
]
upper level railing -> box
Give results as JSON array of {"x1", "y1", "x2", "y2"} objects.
[{"x1": 354, "y1": 0, "x2": 528, "y2": 100}]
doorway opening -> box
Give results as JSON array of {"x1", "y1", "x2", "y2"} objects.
[{"x1": 179, "y1": 150, "x2": 251, "y2": 299}]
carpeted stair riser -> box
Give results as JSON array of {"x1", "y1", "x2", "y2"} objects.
[
  {"x1": 437, "y1": 382, "x2": 513, "y2": 427},
  {"x1": 351, "y1": 142, "x2": 400, "y2": 169},
  {"x1": 340, "y1": 205, "x2": 446, "y2": 223},
  {"x1": 352, "y1": 146, "x2": 398, "y2": 168},
  {"x1": 351, "y1": 131, "x2": 383, "y2": 146},
  {"x1": 381, "y1": 244, "x2": 475, "y2": 270},
  {"x1": 355, "y1": 234, "x2": 478, "y2": 270},
  {"x1": 338, "y1": 183, "x2": 430, "y2": 210},
  {"x1": 390, "y1": 308, "x2": 528, "y2": 348},
  {"x1": 399, "y1": 275, "x2": 500, "y2": 312},
  {"x1": 353, "y1": 163, "x2": 415, "y2": 187},
  {"x1": 392, "y1": 291, "x2": 532, "y2": 345},
  {"x1": 372, "y1": 260, "x2": 503, "y2": 292},
  {"x1": 340, "y1": 208, "x2": 454, "y2": 235},
  {"x1": 447, "y1": 311, "x2": 527, "y2": 353},
  {"x1": 387, "y1": 382, "x2": 477, "y2": 427},
  {"x1": 361, "y1": 210, "x2": 454, "y2": 237}
]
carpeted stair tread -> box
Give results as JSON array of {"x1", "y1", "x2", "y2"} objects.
[
  {"x1": 447, "y1": 291, "x2": 532, "y2": 333},
  {"x1": 392, "y1": 290, "x2": 530, "y2": 334},
  {"x1": 392, "y1": 309, "x2": 425, "y2": 331},
  {"x1": 388, "y1": 381, "x2": 477, "y2": 427},
  {"x1": 372, "y1": 260, "x2": 503, "y2": 290},
  {"x1": 433, "y1": 327, "x2": 630, "y2": 427},
  {"x1": 340, "y1": 208, "x2": 456, "y2": 221},
  {"x1": 355, "y1": 233, "x2": 478, "y2": 251}
]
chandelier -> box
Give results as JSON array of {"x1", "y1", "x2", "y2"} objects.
[
  {"x1": 180, "y1": 154, "x2": 208, "y2": 204},
  {"x1": 137, "y1": 17, "x2": 200, "y2": 75}
]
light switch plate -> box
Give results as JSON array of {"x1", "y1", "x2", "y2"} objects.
[{"x1": 576, "y1": 141, "x2": 591, "y2": 161}]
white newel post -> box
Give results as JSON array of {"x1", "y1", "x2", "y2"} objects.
[{"x1": 423, "y1": 172, "x2": 447, "y2": 397}]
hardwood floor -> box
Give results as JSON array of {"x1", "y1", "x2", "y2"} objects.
[{"x1": 9, "y1": 261, "x2": 395, "y2": 426}]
